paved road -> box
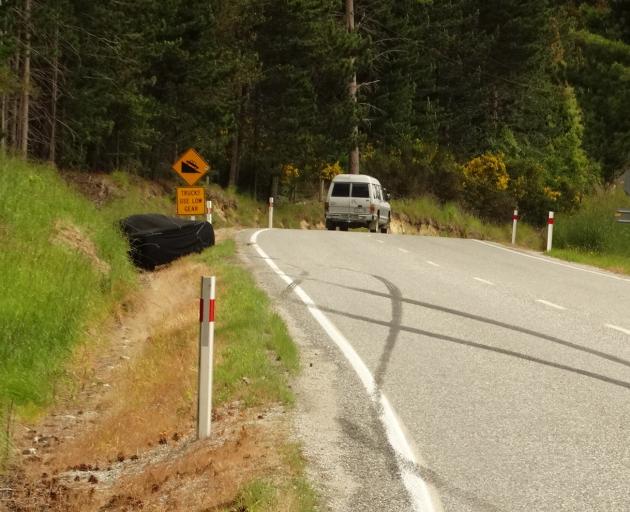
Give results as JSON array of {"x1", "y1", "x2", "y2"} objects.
[{"x1": 239, "y1": 228, "x2": 630, "y2": 511}]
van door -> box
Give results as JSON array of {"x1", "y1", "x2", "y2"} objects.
[
  {"x1": 328, "y1": 181, "x2": 351, "y2": 217},
  {"x1": 350, "y1": 182, "x2": 371, "y2": 217}
]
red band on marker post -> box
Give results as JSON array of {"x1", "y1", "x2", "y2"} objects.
[
  {"x1": 547, "y1": 218, "x2": 554, "y2": 225},
  {"x1": 512, "y1": 215, "x2": 519, "y2": 221},
  {"x1": 199, "y1": 298, "x2": 216, "y2": 323}
]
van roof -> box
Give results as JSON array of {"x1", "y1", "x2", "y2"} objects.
[{"x1": 332, "y1": 174, "x2": 380, "y2": 184}]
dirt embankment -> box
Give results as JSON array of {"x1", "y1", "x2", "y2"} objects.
[{"x1": 1, "y1": 248, "x2": 288, "y2": 512}]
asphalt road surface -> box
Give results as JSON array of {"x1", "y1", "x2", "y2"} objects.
[{"x1": 239, "y1": 228, "x2": 630, "y2": 512}]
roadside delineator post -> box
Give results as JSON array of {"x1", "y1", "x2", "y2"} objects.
[
  {"x1": 197, "y1": 276, "x2": 215, "y2": 440},
  {"x1": 206, "y1": 200, "x2": 212, "y2": 224},
  {"x1": 511, "y1": 209, "x2": 519, "y2": 245},
  {"x1": 268, "y1": 197, "x2": 274, "y2": 229},
  {"x1": 546, "y1": 211, "x2": 554, "y2": 252}
]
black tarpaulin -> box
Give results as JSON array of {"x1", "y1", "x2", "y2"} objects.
[{"x1": 120, "y1": 214, "x2": 215, "y2": 270}]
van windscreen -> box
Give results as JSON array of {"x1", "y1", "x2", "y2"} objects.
[
  {"x1": 351, "y1": 183, "x2": 370, "y2": 198},
  {"x1": 331, "y1": 182, "x2": 350, "y2": 197}
]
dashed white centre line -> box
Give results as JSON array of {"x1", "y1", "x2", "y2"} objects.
[
  {"x1": 398, "y1": 248, "x2": 410, "y2": 254},
  {"x1": 474, "y1": 277, "x2": 494, "y2": 286},
  {"x1": 426, "y1": 260, "x2": 440, "y2": 267},
  {"x1": 536, "y1": 299, "x2": 567, "y2": 311},
  {"x1": 605, "y1": 323, "x2": 630, "y2": 336},
  {"x1": 376, "y1": 239, "x2": 385, "y2": 244}
]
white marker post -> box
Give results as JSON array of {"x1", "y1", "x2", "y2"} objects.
[
  {"x1": 197, "y1": 276, "x2": 215, "y2": 440},
  {"x1": 268, "y1": 197, "x2": 274, "y2": 229},
  {"x1": 511, "y1": 209, "x2": 519, "y2": 245},
  {"x1": 546, "y1": 211, "x2": 554, "y2": 252},
  {"x1": 206, "y1": 200, "x2": 212, "y2": 224}
]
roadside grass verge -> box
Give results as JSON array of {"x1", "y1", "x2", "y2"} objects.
[
  {"x1": 393, "y1": 196, "x2": 544, "y2": 249},
  {"x1": 551, "y1": 188, "x2": 630, "y2": 273},
  {"x1": 0, "y1": 157, "x2": 137, "y2": 421},
  {"x1": 51, "y1": 239, "x2": 314, "y2": 510},
  {"x1": 57, "y1": 239, "x2": 299, "y2": 462},
  {"x1": 200, "y1": 240, "x2": 299, "y2": 407},
  {"x1": 228, "y1": 443, "x2": 318, "y2": 512}
]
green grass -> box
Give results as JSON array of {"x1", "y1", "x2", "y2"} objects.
[
  {"x1": 550, "y1": 188, "x2": 630, "y2": 273},
  {"x1": 197, "y1": 240, "x2": 299, "y2": 407},
  {"x1": 0, "y1": 158, "x2": 137, "y2": 410}
]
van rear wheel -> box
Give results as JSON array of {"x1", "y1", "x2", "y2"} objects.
[{"x1": 380, "y1": 214, "x2": 390, "y2": 234}]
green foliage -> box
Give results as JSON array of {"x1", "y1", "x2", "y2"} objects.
[
  {"x1": 5, "y1": 0, "x2": 630, "y2": 226},
  {"x1": 462, "y1": 152, "x2": 511, "y2": 219}
]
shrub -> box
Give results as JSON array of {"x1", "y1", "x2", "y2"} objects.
[{"x1": 462, "y1": 152, "x2": 512, "y2": 219}]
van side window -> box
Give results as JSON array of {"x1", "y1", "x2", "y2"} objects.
[
  {"x1": 351, "y1": 183, "x2": 370, "y2": 198},
  {"x1": 331, "y1": 182, "x2": 350, "y2": 197},
  {"x1": 374, "y1": 185, "x2": 382, "y2": 200}
]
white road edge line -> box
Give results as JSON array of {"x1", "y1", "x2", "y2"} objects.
[
  {"x1": 426, "y1": 260, "x2": 440, "y2": 267},
  {"x1": 473, "y1": 277, "x2": 494, "y2": 286},
  {"x1": 536, "y1": 299, "x2": 567, "y2": 311},
  {"x1": 250, "y1": 229, "x2": 439, "y2": 512},
  {"x1": 605, "y1": 323, "x2": 630, "y2": 336},
  {"x1": 473, "y1": 239, "x2": 630, "y2": 283},
  {"x1": 398, "y1": 248, "x2": 410, "y2": 254}
]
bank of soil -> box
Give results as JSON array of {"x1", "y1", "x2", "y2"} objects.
[{"x1": 0, "y1": 243, "x2": 290, "y2": 511}]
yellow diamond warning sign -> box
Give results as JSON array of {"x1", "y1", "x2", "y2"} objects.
[
  {"x1": 176, "y1": 187, "x2": 206, "y2": 216},
  {"x1": 172, "y1": 148, "x2": 209, "y2": 186}
]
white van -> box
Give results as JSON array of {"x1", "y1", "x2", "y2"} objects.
[{"x1": 324, "y1": 174, "x2": 391, "y2": 233}]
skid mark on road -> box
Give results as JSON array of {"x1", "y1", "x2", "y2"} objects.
[{"x1": 250, "y1": 229, "x2": 440, "y2": 512}]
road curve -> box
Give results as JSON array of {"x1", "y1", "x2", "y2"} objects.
[{"x1": 239, "y1": 228, "x2": 630, "y2": 512}]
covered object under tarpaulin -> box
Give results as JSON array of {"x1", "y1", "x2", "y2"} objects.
[{"x1": 120, "y1": 214, "x2": 215, "y2": 270}]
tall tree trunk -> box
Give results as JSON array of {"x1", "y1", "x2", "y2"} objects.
[
  {"x1": 228, "y1": 86, "x2": 244, "y2": 188},
  {"x1": 11, "y1": 25, "x2": 21, "y2": 150},
  {"x1": 228, "y1": 127, "x2": 240, "y2": 188},
  {"x1": 49, "y1": 22, "x2": 59, "y2": 164},
  {"x1": 20, "y1": 0, "x2": 31, "y2": 159},
  {"x1": 346, "y1": 0, "x2": 359, "y2": 174},
  {"x1": 1, "y1": 94, "x2": 6, "y2": 155}
]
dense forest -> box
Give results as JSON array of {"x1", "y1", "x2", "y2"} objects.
[{"x1": 1, "y1": 1, "x2": 629, "y2": 222}]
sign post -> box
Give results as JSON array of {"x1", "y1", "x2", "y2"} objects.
[
  {"x1": 197, "y1": 276, "x2": 215, "y2": 440},
  {"x1": 511, "y1": 209, "x2": 519, "y2": 245},
  {"x1": 615, "y1": 208, "x2": 630, "y2": 224},
  {"x1": 268, "y1": 197, "x2": 274, "y2": 229},
  {"x1": 546, "y1": 211, "x2": 554, "y2": 252},
  {"x1": 206, "y1": 200, "x2": 212, "y2": 224}
]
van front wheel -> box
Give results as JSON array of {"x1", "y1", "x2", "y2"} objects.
[{"x1": 380, "y1": 214, "x2": 390, "y2": 234}]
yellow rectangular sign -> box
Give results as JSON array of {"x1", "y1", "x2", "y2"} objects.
[{"x1": 176, "y1": 187, "x2": 206, "y2": 216}]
